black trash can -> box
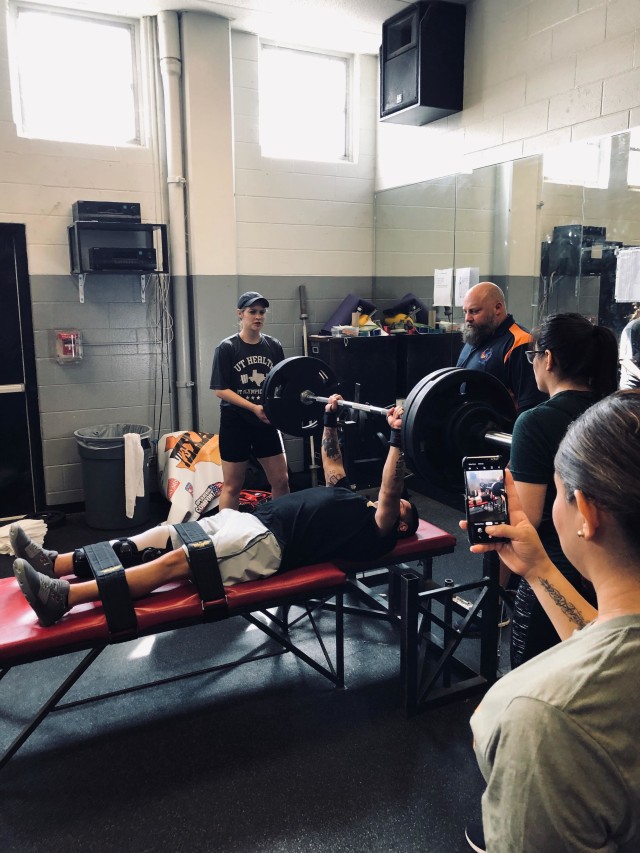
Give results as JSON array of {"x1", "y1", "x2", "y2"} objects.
[{"x1": 74, "y1": 424, "x2": 153, "y2": 529}]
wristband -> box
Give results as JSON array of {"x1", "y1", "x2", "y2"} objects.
[
  {"x1": 389, "y1": 428, "x2": 402, "y2": 448},
  {"x1": 323, "y1": 410, "x2": 338, "y2": 428}
]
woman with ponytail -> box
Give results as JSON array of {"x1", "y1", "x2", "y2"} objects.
[{"x1": 507, "y1": 312, "x2": 618, "y2": 666}]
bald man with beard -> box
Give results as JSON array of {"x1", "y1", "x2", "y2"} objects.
[{"x1": 457, "y1": 282, "x2": 545, "y2": 413}]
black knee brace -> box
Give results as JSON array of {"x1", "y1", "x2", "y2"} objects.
[
  {"x1": 73, "y1": 538, "x2": 141, "y2": 578},
  {"x1": 140, "y1": 538, "x2": 172, "y2": 563}
]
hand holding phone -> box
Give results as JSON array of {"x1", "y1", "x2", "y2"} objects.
[{"x1": 462, "y1": 456, "x2": 509, "y2": 545}]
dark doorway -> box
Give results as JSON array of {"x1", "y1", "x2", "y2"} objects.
[{"x1": 0, "y1": 224, "x2": 44, "y2": 518}]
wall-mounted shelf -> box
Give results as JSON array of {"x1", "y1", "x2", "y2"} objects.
[{"x1": 68, "y1": 221, "x2": 168, "y2": 303}]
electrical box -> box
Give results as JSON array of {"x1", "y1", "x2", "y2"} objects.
[{"x1": 55, "y1": 330, "x2": 83, "y2": 364}]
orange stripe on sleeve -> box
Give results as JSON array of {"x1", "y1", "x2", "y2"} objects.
[{"x1": 503, "y1": 323, "x2": 533, "y2": 363}]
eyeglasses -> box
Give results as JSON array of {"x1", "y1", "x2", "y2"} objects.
[
  {"x1": 246, "y1": 308, "x2": 267, "y2": 316},
  {"x1": 525, "y1": 350, "x2": 543, "y2": 364}
]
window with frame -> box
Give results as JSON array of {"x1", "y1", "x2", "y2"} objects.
[
  {"x1": 9, "y1": 3, "x2": 141, "y2": 146},
  {"x1": 543, "y1": 137, "x2": 611, "y2": 190},
  {"x1": 259, "y1": 43, "x2": 352, "y2": 163}
]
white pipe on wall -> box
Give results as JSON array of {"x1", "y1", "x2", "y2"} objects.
[{"x1": 158, "y1": 10, "x2": 193, "y2": 428}]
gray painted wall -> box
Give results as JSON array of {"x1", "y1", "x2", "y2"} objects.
[{"x1": 31, "y1": 273, "x2": 172, "y2": 505}]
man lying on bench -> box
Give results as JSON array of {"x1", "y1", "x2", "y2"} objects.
[{"x1": 11, "y1": 396, "x2": 419, "y2": 627}]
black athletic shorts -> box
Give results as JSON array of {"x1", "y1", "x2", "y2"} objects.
[{"x1": 219, "y1": 406, "x2": 285, "y2": 463}]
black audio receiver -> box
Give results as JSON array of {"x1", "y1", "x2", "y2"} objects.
[
  {"x1": 73, "y1": 200, "x2": 142, "y2": 223},
  {"x1": 88, "y1": 247, "x2": 157, "y2": 271}
]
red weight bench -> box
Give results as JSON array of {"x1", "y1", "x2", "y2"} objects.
[
  {"x1": 333, "y1": 519, "x2": 456, "y2": 620},
  {"x1": 0, "y1": 561, "x2": 346, "y2": 769},
  {"x1": 0, "y1": 518, "x2": 457, "y2": 767}
]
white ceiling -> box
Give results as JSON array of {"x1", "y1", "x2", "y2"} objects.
[{"x1": 30, "y1": 0, "x2": 469, "y2": 55}]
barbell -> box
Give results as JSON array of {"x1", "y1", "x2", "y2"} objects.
[{"x1": 261, "y1": 356, "x2": 516, "y2": 492}]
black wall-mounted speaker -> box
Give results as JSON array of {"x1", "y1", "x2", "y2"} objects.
[{"x1": 380, "y1": 1, "x2": 466, "y2": 126}]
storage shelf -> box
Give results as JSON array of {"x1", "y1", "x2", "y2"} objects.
[{"x1": 68, "y1": 221, "x2": 168, "y2": 302}]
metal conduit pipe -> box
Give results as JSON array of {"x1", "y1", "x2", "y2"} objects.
[{"x1": 158, "y1": 10, "x2": 193, "y2": 428}]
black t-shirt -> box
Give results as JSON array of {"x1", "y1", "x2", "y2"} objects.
[
  {"x1": 210, "y1": 333, "x2": 284, "y2": 424},
  {"x1": 510, "y1": 391, "x2": 597, "y2": 563},
  {"x1": 254, "y1": 487, "x2": 398, "y2": 572}
]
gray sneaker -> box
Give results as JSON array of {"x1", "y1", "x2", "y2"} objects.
[
  {"x1": 10, "y1": 524, "x2": 58, "y2": 578},
  {"x1": 13, "y1": 559, "x2": 70, "y2": 627}
]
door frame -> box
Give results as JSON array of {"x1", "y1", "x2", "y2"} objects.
[{"x1": 6, "y1": 223, "x2": 46, "y2": 511}]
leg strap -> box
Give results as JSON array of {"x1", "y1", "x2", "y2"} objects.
[
  {"x1": 83, "y1": 542, "x2": 138, "y2": 639},
  {"x1": 173, "y1": 522, "x2": 224, "y2": 604}
]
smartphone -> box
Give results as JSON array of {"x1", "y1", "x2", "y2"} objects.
[{"x1": 462, "y1": 456, "x2": 509, "y2": 545}]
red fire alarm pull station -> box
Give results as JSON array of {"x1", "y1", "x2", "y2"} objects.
[{"x1": 55, "y1": 330, "x2": 83, "y2": 364}]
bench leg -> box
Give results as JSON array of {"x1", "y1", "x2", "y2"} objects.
[
  {"x1": 244, "y1": 590, "x2": 345, "y2": 688},
  {"x1": 0, "y1": 646, "x2": 105, "y2": 770}
]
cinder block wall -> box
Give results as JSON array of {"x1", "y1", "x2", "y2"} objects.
[
  {"x1": 2, "y1": 1, "x2": 640, "y2": 503},
  {"x1": 0, "y1": 3, "x2": 169, "y2": 505},
  {"x1": 377, "y1": 0, "x2": 640, "y2": 190},
  {"x1": 192, "y1": 30, "x2": 380, "y2": 474}
]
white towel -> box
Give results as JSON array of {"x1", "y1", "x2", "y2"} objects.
[
  {"x1": 124, "y1": 432, "x2": 145, "y2": 518},
  {"x1": 0, "y1": 518, "x2": 48, "y2": 555}
]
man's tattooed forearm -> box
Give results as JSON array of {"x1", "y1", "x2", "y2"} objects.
[
  {"x1": 322, "y1": 432, "x2": 341, "y2": 459},
  {"x1": 392, "y1": 453, "x2": 405, "y2": 482},
  {"x1": 539, "y1": 578, "x2": 588, "y2": 628}
]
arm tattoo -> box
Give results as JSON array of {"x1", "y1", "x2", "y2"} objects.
[
  {"x1": 539, "y1": 578, "x2": 588, "y2": 629},
  {"x1": 392, "y1": 453, "x2": 405, "y2": 483},
  {"x1": 322, "y1": 432, "x2": 341, "y2": 460}
]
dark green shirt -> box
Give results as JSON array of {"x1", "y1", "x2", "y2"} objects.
[{"x1": 510, "y1": 390, "x2": 597, "y2": 562}]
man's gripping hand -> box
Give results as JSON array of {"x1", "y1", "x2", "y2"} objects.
[
  {"x1": 387, "y1": 404, "x2": 403, "y2": 431},
  {"x1": 323, "y1": 394, "x2": 342, "y2": 428},
  {"x1": 387, "y1": 404, "x2": 403, "y2": 448}
]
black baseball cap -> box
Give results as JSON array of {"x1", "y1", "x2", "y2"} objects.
[{"x1": 238, "y1": 291, "x2": 269, "y2": 309}]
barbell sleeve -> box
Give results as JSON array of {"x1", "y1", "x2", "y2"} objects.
[
  {"x1": 301, "y1": 390, "x2": 391, "y2": 418},
  {"x1": 484, "y1": 430, "x2": 513, "y2": 448}
]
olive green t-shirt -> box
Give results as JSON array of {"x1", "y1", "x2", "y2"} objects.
[{"x1": 471, "y1": 615, "x2": 640, "y2": 852}]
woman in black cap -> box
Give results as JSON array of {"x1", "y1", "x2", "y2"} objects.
[{"x1": 210, "y1": 292, "x2": 289, "y2": 509}]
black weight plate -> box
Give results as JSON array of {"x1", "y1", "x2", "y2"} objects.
[
  {"x1": 262, "y1": 356, "x2": 339, "y2": 437},
  {"x1": 402, "y1": 368, "x2": 516, "y2": 492},
  {"x1": 401, "y1": 367, "x2": 459, "y2": 438}
]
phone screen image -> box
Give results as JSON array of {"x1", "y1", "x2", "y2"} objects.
[{"x1": 463, "y1": 457, "x2": 508, "y2": 544}]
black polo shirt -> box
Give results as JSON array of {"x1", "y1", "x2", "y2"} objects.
[{"x1": 456, "y1": 314, "x2": 546, "y2": 412}]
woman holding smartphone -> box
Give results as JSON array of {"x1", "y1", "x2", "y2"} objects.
[
  {"x1": 210, "y1": 292, "x2": 289, "y2": 510},
  {"x1": 466, "y1": 391, "x2": 640, "y2": 852},
  {"x1": 507, "y1": 312, "x2": 618, "y2": 666}
]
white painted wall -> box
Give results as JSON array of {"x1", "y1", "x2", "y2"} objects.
[
  {"x1": 182, "y1": 12, "x2": 237, "y2": 276},
  {"x1": 377, "y1": 0, "x2": 640, "y2": 191},
  {"x1": 3, "y1": 0, "x2": 640, "y2": 500},
  {"x1": 232, "y1": 31, "x2": 378, "y2": 277},
  {"x1": 0, "y1": 5, "x2": 168, "y2": 504},
  {"x1": 0, "y1": 8, "x2": 164, "y2": 273}
]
